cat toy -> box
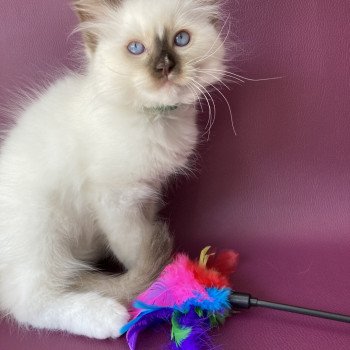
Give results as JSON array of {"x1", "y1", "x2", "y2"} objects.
[{"x1": 120, "y1": 247, "x2": 350, "y2": 350}]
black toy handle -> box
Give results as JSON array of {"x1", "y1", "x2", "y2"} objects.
[{"x1": 230, "y1": 292, "x2": 350, "y2": 324}]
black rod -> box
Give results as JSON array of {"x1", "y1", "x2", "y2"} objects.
[
  {"x1": 230, "y1": 292, "x2": 350, "y2": 324},
  {"x1": 251, "y1": 298, "x2": 350, "y2": 323}
]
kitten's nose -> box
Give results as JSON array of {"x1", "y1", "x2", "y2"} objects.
[{"x1": 155, "y1": 53, "x2": 176, "y2": 77}]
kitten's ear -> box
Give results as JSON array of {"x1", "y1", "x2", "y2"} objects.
[
  {"x1": 199, "y1": 0, "x2": 222, "y2": 25},
  {"x1": 72, "y1": 0, "x2": 122, "y2": 53}
]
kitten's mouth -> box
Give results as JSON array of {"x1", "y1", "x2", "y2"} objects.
[
  {"x1": 155, "y1": 78, "x2": 175, "y2": 92},
  {"x1": 159, "y1": 74, "x2": 174, "y2": 83},
  {"x1": 157, "y1": 74, "x2": 181, "y2": 89},
  {"x1": 160, "y1": 79, "x2": 174, "y2": 88}
]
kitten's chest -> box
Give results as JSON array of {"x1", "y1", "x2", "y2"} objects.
[
  {"x1": 144, "y1": 120, "x2": 197, "y2": 178},
  {"x1": 89, "y1": 109, "x2": 198, "y2": 184}
]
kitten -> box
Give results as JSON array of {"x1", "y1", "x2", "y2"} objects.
[{"x1": 0, "y1": 0, "x2": 226, "y2": 339}]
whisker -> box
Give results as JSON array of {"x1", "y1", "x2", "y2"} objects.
[
  {"x1": 198, "y1": 77, "x2": 237, "y2": 136},
  {"x1": 198, "y1": 68, "x2": 283, "y2": 82},
  {"x1": 186, "y1": 82, "x2": 204, "y2": 113},
  {"x1": 186, "y1": 67, "x2": 244, "y2": 86},
  {"x1": 187, "y1": 15, "x2": 231, "y2": 66},
  {"x1": 194, "y1": 80, "x2": 217, "y2": 136},
  {"x1": 230, "y1": 73, "x2": 283, "y2": 82},
  {"x1": 188, "y1": 79, "x2": 213, "y2": 138},
  {"x1": 189, "y1": 78, "x2": 217, "y2": 140},
  {"x1": 101, "y1": 60, "x2": 129, "y2": 77},
  {"x1": 194, "y1": 68, "x2": 246, "y2": 83},
  {"x1": 188, "y1": 25, "x2": 230, "y2": 68},
  {"x1": 188, "y1": 69, "x2": 232, "y2": 90}
]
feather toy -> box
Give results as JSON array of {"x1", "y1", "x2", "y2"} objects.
[
  {"x1": 120, "y1": 247, "x2": 350, "y2": 349},
  {"x1": 120, "y1": 247, "x2": 239, "y2": 350}
]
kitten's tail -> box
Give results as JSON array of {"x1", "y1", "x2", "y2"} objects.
[{"x1": 71, "y1": 222, "x2": 173, "y2": 305}]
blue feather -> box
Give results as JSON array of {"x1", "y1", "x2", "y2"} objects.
[
  {"x1": 175, "y1": 288, "x2": 231, "y2": 313},
  {"x1": 120, "y1": 303, "x2": 170, "y2": 335}
]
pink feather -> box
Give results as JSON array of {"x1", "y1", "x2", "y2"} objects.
[{"x1": 137, "y1": 254, "x2": 209, "y2": 308}]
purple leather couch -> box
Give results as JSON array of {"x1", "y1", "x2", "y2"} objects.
[{"x1": 1, "y1": 1, "x2": 349, "y2": 349}]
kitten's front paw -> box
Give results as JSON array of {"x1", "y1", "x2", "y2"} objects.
[
  {"x1": 91, "y1": 298, "x2": 129, "y2": 339},
  {"x1": 71, "y1": 294, "x2": 129, "y2": 339}
]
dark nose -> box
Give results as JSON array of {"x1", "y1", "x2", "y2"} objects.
[{"x1": 155, "y1": 53, "x2": 176, "y2": 77}]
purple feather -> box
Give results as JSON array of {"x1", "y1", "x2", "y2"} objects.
[
  {"x1": 126, "y1": 308, "x2": 173, "y2": 350},
  {"x1": 169, "y1": 308, "x2": 213, "y2": 350}
]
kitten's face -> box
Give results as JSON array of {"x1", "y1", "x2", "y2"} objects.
[{"x1": 76, "y1": 0, "x2": 226, "y2": 109}]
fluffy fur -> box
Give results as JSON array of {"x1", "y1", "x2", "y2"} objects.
[{"x1": 0, "y1": 0, "x2": 226, "y2": 339}]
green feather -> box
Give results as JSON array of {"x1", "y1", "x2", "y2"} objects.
[
  {"x1": 171, "y1": 312, "x2": 192, "y2": 347},
  {"x1": 209, "y1": 311, "x2": 230, "y2": 328},
  {"x1": 209, "y1": 314, "x2": 219, "y2": 328},
  {"x1": 195, "y1": 307, "x2": 204, "y2": 317}
]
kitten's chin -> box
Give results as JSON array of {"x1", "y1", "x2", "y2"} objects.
[
  {"x1": 147, "y1": 92, "x2": 194, "y2": 109},
  {"x1": 139, "y1": 80, "x2": 194, "y2": 109}
]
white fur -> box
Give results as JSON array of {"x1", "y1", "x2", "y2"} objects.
[{"x1": 0, "y1": 0, "x2": 225, "y2": 339}]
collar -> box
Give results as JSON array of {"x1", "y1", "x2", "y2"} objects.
[{"x1": 143, "y1": 104, "x2": 179, "y2": 114}]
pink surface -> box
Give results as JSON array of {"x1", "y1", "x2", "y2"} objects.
[{"x1": 1, "y1": 1, "x2": 349, "y2": 349}]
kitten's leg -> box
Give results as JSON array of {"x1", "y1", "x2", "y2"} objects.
[
  {"x1": 1, "y1": 260, "x2": 129, "y2": 339},
  {"x1": 7, "y1": 280, "x2": 128, "y2": 338},
  {"x1": 78, "y1": 188, "x2": 173, "y2": 302},
  {"x1": 0, "y1": 209, "x2": 129, "y2": 339}
]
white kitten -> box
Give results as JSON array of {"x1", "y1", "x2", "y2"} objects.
[{"x1": 0, "y1": 0, "x2": 225, "y2": 339}]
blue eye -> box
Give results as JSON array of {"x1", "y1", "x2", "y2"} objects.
[
  {"x1": 127, "y1": 41, "x2": 145, "y2": 55},
  {"x1": 174, "y1": 31, "x2": 191, "y2": 47}
]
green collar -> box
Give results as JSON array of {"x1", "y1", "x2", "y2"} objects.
[{"x1": 143, "y1": 105, "x2": 179, "y2": 114}]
